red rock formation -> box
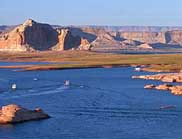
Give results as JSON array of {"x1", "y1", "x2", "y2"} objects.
[
  {"x1": 0, "y1": 19, "x2": 58, "y2": 51},
  {"x1": 72, "y1": 27, "x2": 124, "y2": 50},
  {"x1": 1, "y1": 19, "x2": 182, "y2": 51},
  {"x1": 165, "y1": 30, "x2": 182, "y2": 45},
  {"x1": 133, "y1": 73, "x2": 182, "y2": 96},
  {"x1": 52, "y1": 28, "x2": 81, "y2": 50},
  {"x1": 120, "y1": 39, "x2": 141, "y2": 47},
  {"x1": 155, "y1": 84, "x2": 173, "y2": 90},
  {"x1": 52, "y1": 29, "x2": 68, "y2": 51},
  {"x1": 0, "y1": 28, "x2": 28, "y2": 51},
  {"x1": 170, "y1": 86, "x2": 182, "y2": 95},
  {"x1": 132, "y1": 73, "x2": 182, "y2": 82},
  {"x1": 0, "y1": 20, "x2": 92, "y2": 51},
  {"x1": 120, "y1": 32, "x2": 166, "y2": 44},
  {"x1": 137, "y1": 43, "x2": 153, "y2": 49},
  {"x1": 78, "y1": 38, "x2": 91, "y2": 50},
  {"x1": 143, "y1": 83, "x2": 182, "y2": 96},
  {"x1": 144, "y1": 84, "x2": 156, "y2": 89}
]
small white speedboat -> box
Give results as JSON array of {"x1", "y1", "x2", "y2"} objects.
[
  {"x1": 135, "y1": 67, "x2": 141, "y2": 72},
  {"x1": 11, "y1": 84, "x2": 17, "y2": 90},
  {"x1": 160, "y1": 105, "x2": 176, "y2": 110},
  {"x1": 64, "y1": 80, "x2": 70, "y2": 86},
  {"x1": 33, "y1": 78, "x2": 38, "y2": 81}
]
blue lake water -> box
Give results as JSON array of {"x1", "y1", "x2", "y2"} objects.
[{"x1": 0, "y1": 64, "x2": 182, "y2": 139}]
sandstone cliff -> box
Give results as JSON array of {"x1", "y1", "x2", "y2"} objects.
[
  {"x1": 52, "y1": 28, "x2": 81, "y2": 50},
  {"x1": 76, "y1": 27, "x2": 182, "y2": 50},
  {"x1": 72, "y1": 27, "x2": 124, "y2": 50},
  {"x1": 78, "y1": 38, "x2": 92, "y2": 50},
  {"x1": 119, "y1": 32, "x2": 166, "y2": 44},
  {"x1": 137, "y1": 43, "x2": 153, "y2": 49},
  {"x1": 165, "y1": 30, "x2": 182, "y2": 45},
  {"x1": 0, "y1": 19, "x2": 58, "y2": 51},
  {"x1": 0, "y1": 20, "x2": 92, "y2": 51}
]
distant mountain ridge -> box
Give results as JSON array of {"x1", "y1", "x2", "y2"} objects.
[
  {"x1": 67, "y1": 26, "x2": 182, "y2": 32},
  {"x1": 2, "y1": 25, "x2": 182, "y2": 32},
  {"x1": 0, "y1": 25, "x2": 9, "y2": 31}
]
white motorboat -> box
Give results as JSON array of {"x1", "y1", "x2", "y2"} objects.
[
  {"x1": 64, "y1": 80, "x2": 70, "y2": 86},
  {"x1": 11, "y1": 84, "x2": 17, "y2": 90},
  {"x1": 135, "y1": 67, "x2": 141, "y2": 72},
  {"x1": 33, "y1": 78, "x2": 38, "y2": 81}
]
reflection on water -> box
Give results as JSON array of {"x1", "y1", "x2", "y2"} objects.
[{"x1": 0, "y1": 64, "x2": 182, "y2": 139}]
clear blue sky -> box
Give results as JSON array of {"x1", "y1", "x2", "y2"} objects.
[{"x1": 1, "y1": 0, "x2": 182, "y2": 26}]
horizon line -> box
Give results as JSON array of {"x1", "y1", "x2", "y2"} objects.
[{"x1": 1, "y1": 19, "x2": 182, "y2": 27}]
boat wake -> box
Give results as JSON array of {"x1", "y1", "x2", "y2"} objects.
[
  {"x1": 51, "y1": 106, "x2": 181, "y2": 121},
  {"x1": 0, "y1": 85, "x2": 69, "y2": 99}
]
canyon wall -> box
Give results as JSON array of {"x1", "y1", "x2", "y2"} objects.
[
  {"x1": 119, "y1": 32, "x2": 166, "y2": 44},
  {"x1": 0, "y1": 19, "x2": 91, "y2": 51},
  {"x1": 0, "y1": 19, "x2": 58, "y2": 51},
  {"x1": 0, "y1": 19, "x2": 182, "y2": 52},
  {"x1": 52, "y1": 28, "x2": 81, "y2": 51},
  {"x1": 165, "y1": 30, "x2": 182, "y2": 45}
]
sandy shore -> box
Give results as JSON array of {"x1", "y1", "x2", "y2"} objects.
[{"x1": 0, "y1": 51, "x2": 182, "y2": 72}]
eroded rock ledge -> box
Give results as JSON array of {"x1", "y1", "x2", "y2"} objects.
[
  {"x1": 132, "y1": 73, "x2": 182, "y2": 95},
  {"x1": 0, "y1": 104, "x2": 49, "y2": 124},
  {"x1": 132, "y1": 73, "x2": 182, "y2": 83},
  {"x1": 144, "y1": 84, "x2": 182, "y2": 95}
]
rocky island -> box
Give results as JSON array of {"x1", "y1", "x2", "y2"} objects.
[{"x1": 0, "y1": 104, "x2": 49, "y2": 124}]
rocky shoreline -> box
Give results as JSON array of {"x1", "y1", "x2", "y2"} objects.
[
  {"x1": 144, "y1": 84, "x2": 182, "y2": 95},
  {"x1": 132, "y1": 73, "x2": 182, "y2": 95},
  {"x1": 132, "y1": 73, "x2": 182, "y2": 82}
]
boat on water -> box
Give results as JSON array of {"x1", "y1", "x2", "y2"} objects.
[
  {"x1": 160, "y1": 105, "x2": 176, "y2": 110},
  {"x1": 11, "y1": 84, "x2": 17, "y2": 90},
  {"x1": 33, "y1": 78, "x2": 38, "y2": 81},
  {"x1": 64, "y1": 80, "x2": 70, "y2": 86},
  {"x1": 135, "y1": 67, "x2": 141, "y2": 72}
]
